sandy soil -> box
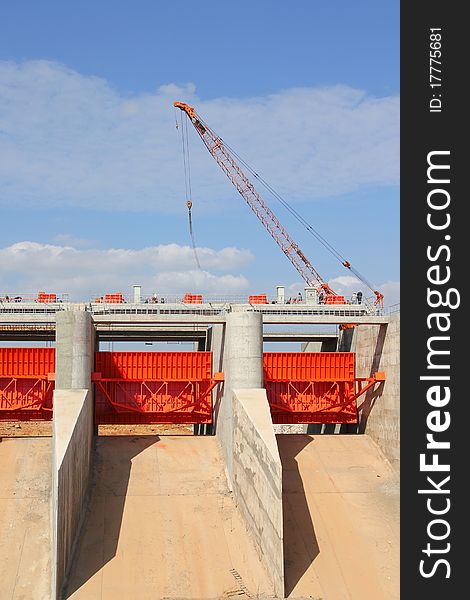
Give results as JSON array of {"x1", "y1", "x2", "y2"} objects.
[
  {"x1": 98, "y1": 423, "x2": 194, "y2": 436},
  {"x1": 0, "y1": 420, "x2": 52, "y2": 437},
  {"x1": 0, "y1": 421, "x2": 193, "y2": 438}
]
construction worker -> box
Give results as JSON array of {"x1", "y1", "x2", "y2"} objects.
[{"x1": 356, "y1": 290, "x2": 363, "y2": 304}]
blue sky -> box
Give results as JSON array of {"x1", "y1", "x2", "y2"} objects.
[{"x1": 0, "y1": 1, "x2": 399, "y2": 305}]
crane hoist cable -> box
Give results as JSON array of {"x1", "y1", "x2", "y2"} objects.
[
  {"x1": 176, "y1": 108, "x2": 202, "y2": 271},
  {"x1": 174, "y1": 101, "x2": 384, "y2": 307}
]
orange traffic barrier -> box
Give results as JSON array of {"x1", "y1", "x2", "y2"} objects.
[
  {"x1": 37, "y1": 292, "x2": 57, "y2": 303},
  {"x1": 183, "y1": 293, "x2": 203, "y2": 304},
  {"x1": 248, "y1": 294, "x2": 267, "y2": 304},
  {"x1": 104, "y1": 293, "x2": 123, "y2": 303},
  {"x1": 324, "y1": 295, "x2": 345, "y2": 304}
]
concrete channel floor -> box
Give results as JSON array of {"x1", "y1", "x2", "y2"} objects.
[
  {"x1": 0, "y1": 437, "x2": 52, "y2": 600},
  {"x1": 278, "y1": 434, "x2": 399, "y2": 600},
  {"x1": 65, "y1": 436, "x2": 275, "y2": 600},
  {"x1": 0, "y1": 433, "x2": 399, "y2": 600}
]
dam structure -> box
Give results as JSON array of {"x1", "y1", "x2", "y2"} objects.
[{"x1": 0, "y1": 296, "x2": 399, "y2": 599}]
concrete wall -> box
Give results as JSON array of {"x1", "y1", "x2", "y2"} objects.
[
  {"x1": 52, "y1": 389, "x2": 94, "y2": 599},
  {"x1": 354, "y1": 314, "x2": 400, "y2": 470},
  {"x1": 215, "y1": 310, "x2": 263, "y2": 484},
  {"x1": 232, "y1": 389, "x2": 284, "y2": 599}
]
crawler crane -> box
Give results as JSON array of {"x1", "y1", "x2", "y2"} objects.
[{"x1": 174, "y1": 101, "x2": 384, "y2": 308}]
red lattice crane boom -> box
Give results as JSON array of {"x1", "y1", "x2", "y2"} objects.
[
  {"x1": 174, "y1": 101, "x2": 384, "y2": 307},
  {"x1": 174, "y1": 102, "x2": 335, "y2": 296}
]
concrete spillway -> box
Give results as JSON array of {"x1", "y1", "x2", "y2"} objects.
[
  {"x1": 0, "y1": 437, "x2": 52, "y2": 599},
  {"x1": 0, "y1": 431, "x2": 399, "y2": 600},
  {"x1": 280, "y1": 434, "x2": 399, "y2": 599},
  {"x1": 65, "y1": 435, "x2": 275, "y2": 600},
  {"x1": 0, "y1": 308, "x2": 400, "y2": 598}
]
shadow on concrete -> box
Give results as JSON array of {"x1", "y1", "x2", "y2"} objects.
[
  {"x1": 357, "y1": 322, "x2": 387, "y2": 434},
  {"x1": 64, "y1": 435, "x2": 159, "y2": 598},
  {"x1": 211, "y1": 324, "x2": 226, "y2": 433},
  {"x1": 277, "y1": 434, "x2": 319, "y2": 597}
]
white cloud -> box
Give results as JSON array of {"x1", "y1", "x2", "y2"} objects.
[
  {"x1": 54, "y1": 233, "x2": 95, "y2": 248},
  {"x1": 377, "y1": 280, "x2": 400, "y2": 307},
  {"x1": 328, "y1": 275, "x2": 362, "y2": 288},
  {"x1": 329, "y1": 274, "x2": 400, "y2": 306},
  {"x1": 0, "y1": 241, "x2": 252, "y2": 299},
  {"x1": 0, "y1": 60, "x2": 399, "y2": 212},
  {"x1": 286, "y1": 275, "x2": 400, "y2": 307}
]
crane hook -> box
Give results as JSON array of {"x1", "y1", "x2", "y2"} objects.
[{"x1": 186, "y1": 200, "x2": 192, "y2": 210}]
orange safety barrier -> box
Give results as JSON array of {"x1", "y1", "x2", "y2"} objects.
[
  {"x1": 248, "y1": 294, "x2": 267, "y2": 304},
  {"x1": 104, "y1": 293, "x2": 123, "y2": 303},
  {"x1": 324, "y1": 295, "x2": 345, "y2": 305},
  {"x1": 183, "y1": 293, "x2": 203, "y2": 304},
  {"x1": 264, "y1": 352, "x2": 384, "y2": 424},
  {"x1": 0, "y1": 347, "x2": 55, "y2": 420},
  {"x1": 37, "y1": 292, "x2": 57, "y2": 303},
  {"x1": 93, "y1": 351, "x2": 223, "y2": 425}
]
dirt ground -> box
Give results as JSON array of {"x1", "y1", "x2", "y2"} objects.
[
  {"x1": 98, "y1": 423, "x2": 194, "y2": 436},
  {"x1": 0, "y1": 420, "x2": 52, "y2": 437},
  {"x1": 0, "y1": 421, "x2": 193, "y2": 438}
]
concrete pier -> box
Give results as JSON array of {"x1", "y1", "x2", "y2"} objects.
[
  {"x1": 52, "y1": 309, "x2": 96, "y2": 599},
  {"x1": 55, "y1": 311, "x2": 95, "y2": 390}
]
